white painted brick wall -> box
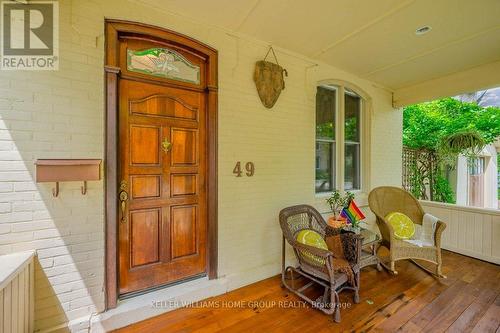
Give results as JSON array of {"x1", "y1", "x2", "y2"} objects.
[{"x1": 0, "y1": 0, "x2": 402, "y2": 331}]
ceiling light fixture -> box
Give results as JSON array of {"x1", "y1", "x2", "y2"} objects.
[{"x1": 415, "y1": 26, "x2": 432, "y2": 35}]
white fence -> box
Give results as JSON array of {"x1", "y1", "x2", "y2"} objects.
[
  {"x1": 0, "y1": 252, "x2": 35, "y2": 333},
  {"x1": 421, "y1": 201, "x2": 500, "y2": 265}
]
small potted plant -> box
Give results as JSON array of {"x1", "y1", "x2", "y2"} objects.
[{"x1": 325, "y1": 190, "x2": 354, "y2": 228}]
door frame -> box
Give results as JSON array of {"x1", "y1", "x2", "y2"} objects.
[{"x1": 104, "y1": 19, "x2": 218, "y2": 309}]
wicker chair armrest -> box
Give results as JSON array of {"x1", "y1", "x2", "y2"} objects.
[
  {"x1": 292, "y1": 241, "x2": 333, "y2": 259},
  {"x1": 378, "y1": 216, "x2": 396, "y2": 244},
  {"x1": 434, "y1": 220, "x2": 447, "y2": 248},
  {"x1": 291, "y1": 241, "x2": 334, "y2": 270}
]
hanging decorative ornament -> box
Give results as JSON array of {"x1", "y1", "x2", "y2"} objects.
[{"x1": 253, "y1": 46, "x2": 288, "y2": 108}]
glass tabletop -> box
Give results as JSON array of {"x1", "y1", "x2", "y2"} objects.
[
  {"x1": 326, "y1": 223, "x2": 380, "y2": 245},
  {"x1": 359, "y1": 228, "x2": 380, "y2": 246}
]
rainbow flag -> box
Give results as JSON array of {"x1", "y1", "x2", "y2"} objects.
[{"x1": 340, "y1": 200, "x2": 366, "y2": 224}]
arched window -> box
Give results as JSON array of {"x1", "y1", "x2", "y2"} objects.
[{"x1": 315, "y1": 82, "x2": 370, "y2": 194}]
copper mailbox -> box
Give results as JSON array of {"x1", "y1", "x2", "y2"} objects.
[{"x1": 35, "y1": 159, "x2": 102, "y2": 197}]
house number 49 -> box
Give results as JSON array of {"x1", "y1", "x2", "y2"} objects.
[{"x1": 233, "y1": 162, "x2": 255, "y2": 177}]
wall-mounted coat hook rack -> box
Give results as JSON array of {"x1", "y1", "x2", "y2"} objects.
[
  {"x1": 52, "y1": 182, "x2": 59, "y2": 197},
  {"x1": 50, "y1": 180, "x2": 88, "y2": 197},
  {"x1": 35, "y1": 159, "x2": 101, "y2": 197}
]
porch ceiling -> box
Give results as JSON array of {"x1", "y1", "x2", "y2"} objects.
[{"x1": 134, "y1": 0, "x2": 500, "y2": 92}]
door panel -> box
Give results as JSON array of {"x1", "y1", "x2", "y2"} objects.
[
  {"x1": 171, "y1": 174, "x2": 197, "y2": 197},
  {"x1": 130, "y1": 126, "x2": 160, "y2": 165},
  {"x1": 131, "y1": 175, "x2": 161, "y2": 199},
  {"x1": 130, "y1": 209, "x2": 160, "y2": 267},
  {"x1": 130, "y1": 95, "x2": 198, "y2": 120},
  {"x1": 118, "y1": 76, "x2": 207, "y2": 295},
  {"x1": 171, "y1": 129, "x2": 198, "y2": 165},
  {"x1": 469, "y1": 174, "x2": 484, "y2": 207},
  {"x1": 171, "y1": 205, "x2": 197, "y2": 259}
]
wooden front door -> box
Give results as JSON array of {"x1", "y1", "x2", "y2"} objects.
[
  {"x1": 112, "y1": 27, "x2": 214, "y2": 296},
  {"x1": 468, "y1": 157, "x2": 485, "y2": 208}
]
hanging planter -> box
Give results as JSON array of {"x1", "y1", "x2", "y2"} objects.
[
  {"x1": 253, "y1": 46, "x2": 288, "y2": 108},
  {"x1": 438, "y1": 130, "x2": 485, "y2": 166}
]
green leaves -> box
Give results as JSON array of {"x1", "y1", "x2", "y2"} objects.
[
  {"x1": 438, "y1": 130, "x2": 486, "y2": 165},
  {"x1": 325, "y1": 190, "x2": 354, "y2": 218},
  {"x1": 432, "y1": 173, "x2": 455, "y2": 204},
  {"x1": 403, "y1": 98, "x2": 500, "y2": 151},
  {"x1": 403, "y1": 97, "x2": 499, "y2": 205}
]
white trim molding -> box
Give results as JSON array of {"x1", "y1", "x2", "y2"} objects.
[{"x1": 393, "y1": 59, "x2": 500, "y2": 107}]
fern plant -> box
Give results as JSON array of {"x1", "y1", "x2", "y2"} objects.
[{"x1": 438, "y1": 130, "x2": 485, "y2": 167}]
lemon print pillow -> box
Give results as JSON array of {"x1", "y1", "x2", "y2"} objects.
[
  {"x1": 296, "y1": 229, "x2": 328, "y2": 250},
  {"x1": 296, "y1": 229, "x2": 328, "y2": 264},
  {"x1": 385, "y1": 212, "x2": 415, "y2": 240}
]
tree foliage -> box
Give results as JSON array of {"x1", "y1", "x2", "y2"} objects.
[
  {"x1": 403, "y1": 97, "x2": 500, "y2": 151},
  {"x1": 403, "y1": 97, "x2": 500, "y2": 204}
]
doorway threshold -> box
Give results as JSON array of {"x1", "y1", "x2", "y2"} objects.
[
  {"x1": 119, "y1": 273, "x2": 207, "y2": 300},
  {"x1": 91, "y1": 276, "x2": 229, "y2": 332}
]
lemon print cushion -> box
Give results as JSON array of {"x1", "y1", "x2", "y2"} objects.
[
  {"x1": 385, "y1": 212, "x2": 415, "y2": 240},
  {"x1": 296, "y1": 229, "x2": 328, "y2": 250}
]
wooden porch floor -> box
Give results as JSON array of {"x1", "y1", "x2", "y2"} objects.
[{"x1": 114, "y1": 250, "x2": 500, "y2": 333}]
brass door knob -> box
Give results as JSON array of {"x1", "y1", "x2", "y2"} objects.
[{"x1": 119, "y1": 181, "x2": 128, "y2": 223}]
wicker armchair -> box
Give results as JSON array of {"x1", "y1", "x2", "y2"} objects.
[
  {"x1": 368, "y1": 186, "x2": 447, "y2": 278},
  {"x1": 279, "y1": 205, "x2": 362, "y2": 323}
]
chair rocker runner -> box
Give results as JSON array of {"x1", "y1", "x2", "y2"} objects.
[{"x1": 279, "y1": 205, "x2": 362, "y2": 323}]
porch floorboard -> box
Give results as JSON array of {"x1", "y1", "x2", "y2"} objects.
[{"x1": 113, "y1": 250, "x2": 500, "y2": 332}]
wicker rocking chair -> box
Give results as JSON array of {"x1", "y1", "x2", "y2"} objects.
[
  {"x1": 368, "y1": 186, "x2": 447, "y2": 278},
  {"x1": 279, "y1": 205, "x2": 362, "y2": 323}
]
